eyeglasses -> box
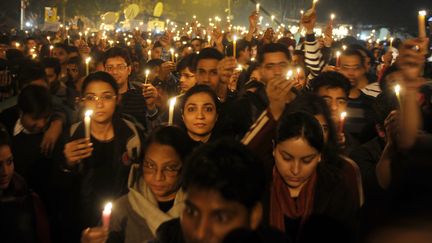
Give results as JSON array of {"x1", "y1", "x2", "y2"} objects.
[
  {"x1": 105, "y1": 64, "x2": 129, "y2": 72},
  {"x1": 81, "y1": 94, "x2": 117, "y2": 102},
  {"x1": 142, "y1": 161, "x2": 181, "y2": 177}
]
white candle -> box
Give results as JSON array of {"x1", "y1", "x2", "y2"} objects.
[
  {"x1": 339, "y1": 111, "x2": 347, "y2": 134},
  {"x1": 312, "y1": 0, "x2": 319, "y2": 10},
  {"x1": 286, "y1": 70, "x2": 293, "y2": 80},
  {"x1": 84, "y1": 110, "x2": 93, "y2": 139},
  {"x1": 49, "y1": 45, "x2": 53, "y2": 56},
  {"x1": 336, "y1": 51, "x2": 341, "y2": 67},
  {"x1": 330, "y1": 13, "x2": 335, "y2": 25},
  {"x1": 144, "y1": 69, "x2": 150, "y2": 84},
  {"x1": 85, "y1": 57, "x2": 91, "y2": 75},
  {"x1": 394, "y1": 84, "x2": 401, "y2": 105},
  {"x1": 418, "y1": 10, "x2": 427, "y2": 38},
  {"x1": 256, "y1": 3, "x2": 260, "y2": 13},
  {"x1": 170, "y1": 48, "x2": 175, "y2": 62},
  {"x1": 102, "y1": 202, "x2": 112, "y2": 228},
  {"x1": 233, "y1": 35, "x2": 237, "y2": 58},
  {"x1": 168, "y1": 97, "x2": 177, "y2": 126},
  {"x1": 389, "y1": 37, "x2": 394, "y2": 48}
]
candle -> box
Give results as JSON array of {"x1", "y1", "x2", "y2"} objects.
[
  {"x1": 233, "y1": 35, "x2": 237, "y2": 58},
  {"x1": 300, "y1": 10, "x2": 304, "y2": 16},
  {"x1": 79, "y1": 32, "x2": 83, "y2": 40},
  {"x1": 170, "y1": 48, "x2": 175, "y2": 62},
  {"x1": 418, "y1": 10, "x2": 427, "y2": 38},
  {"x1": 47, "y1": 36, "x2": 51, "y2": 43},
  {"x1": 330, "y1": 13, "x2": 335, "y2": 25},
  {"x1": 271, "y1": 15, "x2": 275, "y2": 22},
  {"x1": 342, "y1": 45, "x2": 347, "y2": 51},
  {"x1": 148, "y1": 50, "x2": 152, "y2": 60},
  {"x1": 84, "y1": 110, "x2": 93, "y2": 139},
  {"x1": 286, "y1": 70, "x2": 293, "y2": 80},
  {"x1": 168, "y1": 97, "x2": 177, "y2": 126},
  {"x1": 338, "y1": 112, "x2": 347, "y2": 134},
  {"x1": 236, "y1": 64, "x2": 243, "y2": 71},
  {"x1": 256, "y1": 3, "x2": 260, "y2": 13},
  {"x1": 144, "y1": 69, "x2": 150, "y2": 84},
  {"x1": 175, "y1": 53, "x2": 178, "y2": 62},
  {"x1": 102, "y1": 202, "x2": 112, "y2": 228},
  {"x1": 312, "y1": 0, "x2": 319, "y2": 10},
  {"x1": 394, "y1": 84, "x2": 401, "y2": 106},
  {"x1": 49, "y1": 45, "x2": 54, "y2": 57},
  {"x1": 296, "y1": 67, "x2": 301, "y2": 80},
  {"x1": 85, "y1": 57, "x2": 91, "y2": 75},
  {"x1": 15, "y1": 43, "x2": 20, "y2": 49},
  {"x1": 336, "y1": 51, "x2": 341, "y2": 67},
  {"x1": 389, "y1": 37, "x2": 394, "y2": 48}
]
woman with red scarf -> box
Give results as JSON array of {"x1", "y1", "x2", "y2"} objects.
[{"x1": 265, "y1": 111, "x2": 359, "y2": 242}]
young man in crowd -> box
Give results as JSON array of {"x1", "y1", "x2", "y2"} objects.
[
  {"x1": 103, "y1": 47, "x2": 159, "y2": 131},
  {"x1": 155, "y1": 140, "x2": 285, "y2": 243}
]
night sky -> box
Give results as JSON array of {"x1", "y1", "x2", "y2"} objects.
[{"x1": 0, "y1": 0, "x2": 430, "y2": 32}]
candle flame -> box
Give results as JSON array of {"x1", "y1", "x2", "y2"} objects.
[
  {"x1": 236, "y1": 64, "x2": 243, "y2": 71},
  {"x1": 85, "y1": 110, "x2": 93, "y2": 117},
  {"x1": 330, "y1": 13, "x2": 335, "y2": 20},
  {"x1": 336, "y1": 51, "x2": 341, "y2": 57},
  {"x1": 286, "y1": 70, "x2": 293, "y2": 79},
  {"x1": 419, "y1": 10, "x2": 427, "y2": 16},
  {"x1": 169, "y1": 97, "x2": 177, "y2": 107},
  {"x1": 103, "y1": 202, "x2": 112, "y2": 214},
  {"x1": 394, "y1": 84, "x2": 401, "y2": 95},
  {"x1": 233, "y1": 35, "x2": 237, "y2": 42},
  {"x1": 300, "y1": 10, "x2": 304, "y2": 15},
  {"x1": 340, "y1": 112, "x2": 347, "y2": 120},
  {"x1": 50, "y1": 45, "x2": 54, "y2": 50},
  {"x1": 85, "y1": 57, "x2": 91, "y2": 64},
  {"x1": 145, "y1": 69, "x2": 150, "y2": 76}
]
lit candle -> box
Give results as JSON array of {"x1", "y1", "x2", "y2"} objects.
[
  {"x1": 394, "y1": 84, "x2": 401, "y2": 105},
  {"x1": 296, "y1": 67, "x2": 302, "y2": 80},
  {"x1": 271, "y1": 15, "x2": 275, "y2": 22},
  {"x1": 300, "y1": 10, "x2": 304, "y2": 16},
  {"x1": 336, "y1": 51, "x2": 341, "y2": 67},
  {"x1": 148, "y1": 50, "x2": 152, "y2": 60},
  {"x1": 312, "y1": 0, "x2": 319, "y2": 10},
  {"x1": 233, "y1": 35, "x2": 237, "y2": 58},
  {"x1": 144, "y1": 69, "x2": 150, "y2": 84},
  {"x1": 79, "y1": 32, "x2": 83, "y2": 40},
  {"x1": 236, "y1": 64, "x2": 243, "y2": 71},
  {"x1": 170, "y1": 48, "x2": 175, "y2": 62},
  {"x1": 339, "y1": 111, "x2": 347, "y2": 134},
  {"x1": 15, "y1": 43, "x2": 20, "y2": 49},
  {"x1": 342, "y1": 45, "x2": 347, "y2": 51},
  {"x1": 102, "y1": 202, "x2": 112, "y2": 228},
  {"x1": 47, "y1": 36, "x2": 51, "y2": 43},
  {"x1": 85, "y1": 57, "x2": 91, "y2": 75},
  {"x1": 175, "y1": 53, "x2": 178, "y2": 62},
  {"x1": 168, "y1": 97, "x2": 177, "y2": 126},
  {"x1": 84, "y1": 110, "x2": 93, "y2": 139},
  {"x1": 389, "y1": 37, "x2": 394, "y2": 48},
  {"x1": 256, "y1": 3, "x2": 260, "y2": 13},
  {"x1": 49, "y1": 45, "x2": 54, "y2": 57},
  {"x1": 330, "y1": 13, "x2": 335, "y2": 25},
  {"x1": 418, "y1": 10, "x2": 427, "y2": 38},
  {"x1": 286, "y1": 70, "x2": 293, "y2": 80}
]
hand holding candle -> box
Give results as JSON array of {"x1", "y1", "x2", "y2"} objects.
[{"x1": 102, "y1": 202, "x2": 112, "y2": 228}]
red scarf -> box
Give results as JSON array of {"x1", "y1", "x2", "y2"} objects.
[{"x1": 270, "y1": 167, "x2": 317, "y2": 232}]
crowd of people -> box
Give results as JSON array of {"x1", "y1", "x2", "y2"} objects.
[{"x1": 1, "y1": 5, "x2": 432, "y2": 243}]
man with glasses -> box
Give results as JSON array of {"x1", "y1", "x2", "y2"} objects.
[{"x1": 103, "y1": 47, "x2": 159, "y2": 131}]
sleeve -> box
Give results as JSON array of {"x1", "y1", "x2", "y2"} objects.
[{"x1": 304, "y1": 33, "x2": 326, "y2": 80}]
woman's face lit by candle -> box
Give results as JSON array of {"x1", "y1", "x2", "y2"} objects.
[
  {"x1": 142, "y1": 142, "x2": 182, "y2": 202},
  {"x1": 82, "y1": 80, "x2": 117, "y2": 124},
  {"x1": 182, "y1": 92, "x2": 218, "y2": 142}
]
